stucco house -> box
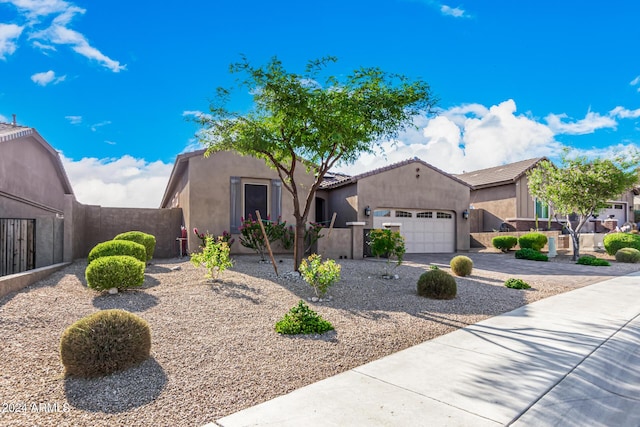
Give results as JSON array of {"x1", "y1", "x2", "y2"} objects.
[
  {"x1": 161, "y1": 151, "x2": 471, "y2": 255},
  {"x1": 456, "y1": 157, "x2": 637, "y2": 233},
  {"x1": 0, "y1": 121, "x2": 74, "y2": 275}
]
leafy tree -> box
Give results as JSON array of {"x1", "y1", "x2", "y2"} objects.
[
  {"x1": 527, "y1": 153, "x2": 639, "y2": 260},
  {"x1": 196, "y1": 56, "x2": 435, "y2": 270}
]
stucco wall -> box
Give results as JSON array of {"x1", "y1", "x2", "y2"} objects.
[
  {"x1": 326, "y1": 184, "x2": 358, "y2": 227},
  {"x1": 469, "y1": 184, "x2": 517, "y2": 232},
  {"x1": 317, "y1": 228, "x2": 352, "y2": 259}
]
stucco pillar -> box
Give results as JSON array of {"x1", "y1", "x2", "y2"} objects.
[
  {"x1": 347, "y1": 222, "x2": 366, "y2": 259},
  {"x1": 63, "y1": 195, "x2": 74, "y2": 262}
]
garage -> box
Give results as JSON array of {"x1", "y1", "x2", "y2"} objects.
[{"x1": 373, "y1": 208, "x2": 455, "y2": 253}]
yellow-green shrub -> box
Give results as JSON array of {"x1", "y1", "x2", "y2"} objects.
[
  {"x1": 450, "y1": 255, "x2": 473, "y2": 276},
  {"x1": 85, "y1": 255, "x2": 145, "y2": 291},
  {"x1": 88, "y1": 240, "x2": 147, "y2": 264},
  {"x1": 114, "y1": 231, "x2": 156, "y2": 261}
]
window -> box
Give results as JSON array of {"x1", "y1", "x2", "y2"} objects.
[
  {"x1": 416, "y1": 212, "x2": 433, "y2": 218},
  {"x1": 374, "y1": 209, "x2": 391, "y2": 217},
  {"x1": 535, "y1": 198, "x2": 549, "y2": 218},
  {"x1": 437, "y1": 212, "x2": 452, "y2": 219},
  {"x1": 230, "y1": 178, "x2": 281, "y2": 233},
  {"x1": 395, "y1": 210, "x2": 412, "y2": 218},
  {"x1": 244, "y1": 183, "x2": 268, "y2": 220}
]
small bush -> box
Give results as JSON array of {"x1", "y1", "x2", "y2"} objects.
[
  {"x1": 615, "y1": 247, "x2": 640, "y2": 263},
  {"x1": 450, "y1": 255, "x2": 473, "y2": 277},
  {"x1": 576, "y1": 256, "x2": 610, "y2": 266},
  {"x1": 299, "y1": 254, "x2": 341, "y2": 297},
  {"x1": 505, "y1": 278, "x2": 531, "y2": 289},
  {"x1": 114, "y1": 231, "x2": 156, "y2": 261},
  {"x1": 492, "y1": 236, "x2": 518, "y2": 252},
  {"x1": 368, "y1": 229, "x2": 406, "y2": 276},
  {"x1": 191, "y1": 235, "x2": 233, "y2": 280},
  {"x1": 417, "y1": 269, "x2": 457, "y2": 300},
  {"x1": 275, "y1": 300, "x2": 334, "y2": 335},
  {"x1": 60, "y1": 309, "x2": 151, "y2": 378},
  {"x1": 603, "y1": 232, "x2": 640, "y2": 256},
  {"x1": 429, "y1": 265, "x2": 439, "y2": 270},
  {"x1": 88, "y1": 240, "x2": 147, "y2": 264},
  {"x1": 518, "y1": 232, "x2": 548, "y2": 251},
  {"x1": 85, "y1": 255, "x2": 145, "y2": 291},
  {"x1": 515, "y1": 248, "x2": 548, "y2": 262}
]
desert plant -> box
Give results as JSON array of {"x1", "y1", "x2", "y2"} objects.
[
  {"x1": 603, "y1": 232, "x2": 640, "y2": 256},
  {"x1": 417, "y1": 269, "x2": 457, "y2": 300},
  {"x1": 85, "y1": 255, "x2": 145, "y2": 291},
  {"x1": 504, "y1": 278, "x2": 531, "y2": 289},
  {"x1": 238, "y1": 215, "x2": 283, "y2": 261},
  {"x1": 450, "y1": 255, "x2": 473, "y2": 276},
  {"x1": 60, "y1": 309, "x2": 151, "y2": 378},
  {"x1": 368, "y1": 228, "x2": 406, "y2": 277},
  {"x1": 518, "y1": 232, "x2": 548, "y2": 251},
  {"x1": 191, "y1": 235, "x2": 233, "y2": 280},
  {"x1": 576, "y1": 256, "x2": 610, "y2": 266},
  {"x1": 113, "y1": 231, "x2": 156, "y2": 261},
  {"x1": 87, "y1": 240, "x2": 147, "y2": 264},
  {"x1": 299, "y1": 254, "x2": 341, "y2": 297},
  {"x1": 429, "y1": 265, "x2": 439, "y2": 270},
  {"x1": 304, "y1": 222, "x2": 325, "y2": 254},
  {"x1": 492, "y1": 236, "x2": 518, "y2": 252},
  {"x1": 274, "y1": 300, "x2": 334, "y2": 335},
  {"x1": 280, "y1": 224, "x2": 295, "y2": 250},
  {"x1": 615, "y1": 247, "x2": 640, "y2": 263},
  {"x1": 515, "y1": 248, "x2": 548, "y2": 262}
]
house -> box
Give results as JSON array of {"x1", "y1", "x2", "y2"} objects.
[
  {"x1": 161, "y1": 151, "x2": 472, "y2": 255},
  {"x1": 455, "y1": 157, "x2": 637, "y2": 233},
  {"x1": 0, "y1": 120, "x2": 74, "y2": 275}
]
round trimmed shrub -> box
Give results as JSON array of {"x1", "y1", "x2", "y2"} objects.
[
  {"x1": 60, "y1": 309, "x2": 151, "y2": 378},
  {"x1": 85, "y1": 255, "x2": 145, "y2": 291},
  {"x1": 492, "y1": 236, "x2": 518, "y2": 252},
  {"x1": 515, "y1": 248, "x2": 548, "y2": 262},
  {"x1": 615, "y1": 247, "x2": 640, "y2": 263},
  {"x1": 114, "y1": 231, "x2": 156, "y2": 261},
  {"x1": 88, "y1": 240, "x2": 147, "y2": 264},
  {"x1": 518, "y1": 232, "x2": 548, "y2": 251},
  {"x1": 603, "y1": 232, "x2": 640, "y2": 256},
  {"x1": 450, "y1": 255, "x2": 473, "y2": 277},
  {"x1": 417, "y1": 269, "x2": 457, "y2": 300}
]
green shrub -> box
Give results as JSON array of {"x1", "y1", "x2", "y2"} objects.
[
  {"x1": 603, "y1": 232, "x2": 640, "y2": 256},
  {"x1": 88, "y1": 240, "x2": 147, "y2": 264},
  {"x1": 615, "y1": 247, "x2": 640, "y2": 263},
  {"x1": 113, "y1": 231, "x2": 156, "y2": 261},
  {"x1": 275, "y1": 300, "x2": 334, "y2": 335},
  {"x1": 504, "y1": 278, "x2": 531, "y2": 289},
  {"x1": 85, "y1": 255, "x2": 145, "y2": 291},
  {"x1": 515, "y1": 248, "x2": 548, "y2": 262},
  {"x1": 576, "y1": 256, "x2": 610, "y2": 266},
  {"x1": 450, "y1": 255, "x2": 473, "y2": 277},
  {"x1": 368, "y1": 229, "x2": 406, "y2": 276},
  {"x1": 60, "y1": 309, "x2": 151, "y2": 378},
  {"x1": 417, "y1": 269, "x2": 457, "y2": 300},
  {"x1": 429, "y1": 265, "x2": 439, "y2": 270},
  {"x1": 492, "y1": 236, "x2": 518, "y2": 252},
  {"x1": 299, "y1": 254, "x2": 341, "y2": 297},
  {"x1": 518, "y1": 232, "x2": 548, "y2": 251},
  {"x1": 191, "y1": 235, "x2": 233, "y2": 279}
]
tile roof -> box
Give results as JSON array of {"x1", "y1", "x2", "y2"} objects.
[
  {"x1": 0, "y1": 123, "x2": 33, "y2": 142},
  {"x1": 454, "y1": 157, "x2": 546, "y2": 189}
]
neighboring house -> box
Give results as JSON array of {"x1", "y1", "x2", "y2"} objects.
[
  {"x1": 162, "y1": 150, "x2": 471, "y2": 255},
  {"x1": 0, "y1": 121, "x2": 74, "y2": 275},
  {"x1": 456, "y1": 157, "x2": 637, "y2": 233}
]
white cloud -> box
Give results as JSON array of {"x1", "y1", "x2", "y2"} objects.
[
  {"x1": 65, "y1": 115, "x2": 82, "y2": 124},
  {"x1": 440, "y1": 4, "x2": 466, "y2": 18},
  {"x1": 610, "y1": 106, "x2": 640, "y2": 119},
  {"x1": 90, "y1": 120, "x2": 111, "y2": 132},
  {"x1": 545, "y1": 111, "x2": 617, "y2": 135},
  {"x1": 631, "y1": 76, "x2": 640, "y2": 86},
  {"x1": 61, "y1": 154, "x2": 173, "y2": 208},
  {"x1": 2, "y1": 0, "x2": 125, "y2": 72},
  {"x1": 30, "y1": 69, "x2": 65, "y2": 85},
  {"x1": 0, "y1": 23, "x2": 24, "y2": 59},
  {"x1": 182, "y1": 110, "x2": 212, "y2": 120},
  {"x1": 105, "y1": 140, "x2": 116, "y2": 145},
  {"x1": 0, "y1": 114, "x2": 8, "y2": 122}
]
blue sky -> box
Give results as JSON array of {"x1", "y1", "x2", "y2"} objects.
[{"x1": 1, "y1": 0, "x2": 639, "y2": 207}]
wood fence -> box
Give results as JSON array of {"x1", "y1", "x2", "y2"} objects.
[{"x1": 0, "y1": 218, "x2": 36, "y2": 276}]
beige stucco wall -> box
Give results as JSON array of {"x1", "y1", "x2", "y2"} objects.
[
  {"x1": 181, "y1": 151, "x2": 315, "y2": 254},
  {"x1": 470, "y1": 184, "x2": 517, "y2": 232},
  {"x1": 326, "y1": 183, "x2": 358, "y2": 227}
]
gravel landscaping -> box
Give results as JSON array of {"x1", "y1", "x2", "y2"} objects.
[{"x1": 1, "y1": 251, "x2": 639, "y2": 426}]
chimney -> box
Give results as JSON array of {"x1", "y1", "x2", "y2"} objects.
[{"x1": 12, "y1": 114, "x2": 16, "y2": 126}]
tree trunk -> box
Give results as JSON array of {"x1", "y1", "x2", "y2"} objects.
[
  {"x1": 293, "y1": 221, "x2": 306, "y2": 271},
  {"x1": 571, "y1": 232, "x2": 580, "y2": 261}
]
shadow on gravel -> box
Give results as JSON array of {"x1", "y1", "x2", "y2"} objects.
[
  {"x1": 92, "y1": 290, "x2": 159, "y2": 312},
  {"x1": 209, "y1": 280, "x2": 263, "y2": 304},
  {"x1": 64, "y1": 357, "x2": 167, "y2": 413}
]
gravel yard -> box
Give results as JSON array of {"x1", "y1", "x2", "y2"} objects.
[{"x1": 1, "y1": 251, "x2": 638, "y2": 427}]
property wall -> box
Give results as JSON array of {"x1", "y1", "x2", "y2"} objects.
[
  {"x1": 469, "y1": 184, "x2": 517, "y2": 232},
  {"x1": 317, "y1": 228, "x2": 352, "y2": 259},
  {"x1": 325, "y1": 184, "x2": 358, "y2": 227}
]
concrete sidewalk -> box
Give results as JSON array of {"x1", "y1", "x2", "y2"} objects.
[{"x1": 212, "y1": 272, "x2": 640, "y2": 427}]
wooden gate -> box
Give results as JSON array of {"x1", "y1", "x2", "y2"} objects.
[{"x1": 0, "y1": 219, "x2": 36, "y2": 276}]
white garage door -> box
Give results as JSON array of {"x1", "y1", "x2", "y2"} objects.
[
  {"x1": 598, "y1": 203, "x2": 626, "y2": 224},
  {"x1": 373, "y1": 209, "x2": 455, "y2": 253}
]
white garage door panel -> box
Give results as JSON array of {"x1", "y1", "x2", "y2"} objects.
[{"x1": 373, "y1": 209, "x2": 455, "y2": 253}]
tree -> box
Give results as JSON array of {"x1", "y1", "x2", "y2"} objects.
[
  {"x1": 196, "y1": 56, "x2": 435, "y2": 270},
  {"x1": 527, "y1": 153, "x2": 639, "y2": 260}
]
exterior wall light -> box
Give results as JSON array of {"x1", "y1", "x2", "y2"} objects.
[
  {"x1": 364, "y1": 206, "x2": 371, "y2": 217},
  {"x1": 462, "y1": 209, "x2": 469, "y2": 220}
]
